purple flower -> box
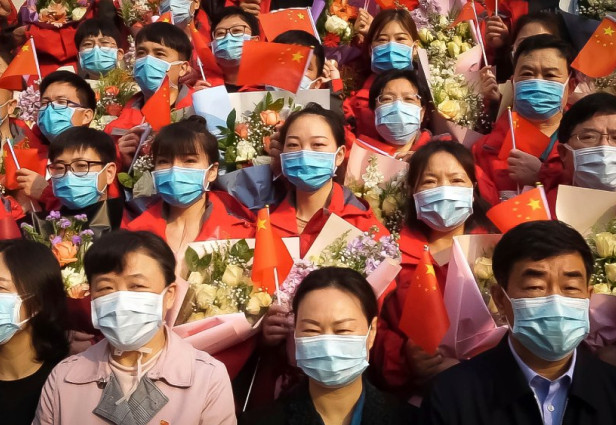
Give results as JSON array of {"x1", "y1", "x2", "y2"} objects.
[
  {"x1": 51, "y1": 235, "x2": 62, "y2": 245},
  {"x1": 20, "y1": 222, "x2": 31, "y2": 230},
  {"x1": 72, "y1": 235, "x2": 82, "y2": 245},
  {"x1": 80, "y1": 229, "x2": 94, "y2": 237},
  {"x1": 73, "y1": 214, "x2": 88, "y2": 222},
  {"x1": 58, "y1": 218, "x2": 72, "y2": 229},
  {"x1": 46, "y1": 211, "x2": 61, "y2": 221}
]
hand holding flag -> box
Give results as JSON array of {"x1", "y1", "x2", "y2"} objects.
[{"x1": 486, "y1": 186, "x2": 551, "y2": 233}]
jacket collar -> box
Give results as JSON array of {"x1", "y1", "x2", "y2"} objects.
[
  {"x1": 64, "y1": 326, "x2": 196, "y2": 388},
  {"x1": 398, "y1": 226, "x2": 429, "y2": 264}
]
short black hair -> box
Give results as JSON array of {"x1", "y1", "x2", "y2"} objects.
[
  {"x1": 368, "y1": 69, "x2": 430, "y2": 110},
  {"x1": 152, "y1": 116, "x2": 220, "y2": 164},
  {"x1": 513, "y1": 34, "x2": 573, "y2": 73},
  {"x1": 39, "y1": 71, "x2": 97, "y2": 111},
  {"x1": 49, "y1": 127, "x2": 116, "y2": 164},
  {"x1": 559, "y1": 93, "x2": 616, "y2": 144},
  {"x1": 136, "y1": 22, "x2": 193, "y2": 61},
  {"x1": 292, "y1": 267, "x2": 377, "y2": 325},
  {"x1": 211, "y1": 6, "x2": 260, "y2": 37},
  {"x1": 493, "y1": 220, "x2": 593, "y2": 289},
  {"x1": 74, "y1": 18, "x2": 122, "y2": 48},
  {"x1": 280, "y1": 102, "x2": 345, "y2": 148},
  {"x1": 0, "y1": 31, "x2": 15, "y2": 67},
  {"x1": 84, "y1": 230, "x2": 176, "y2": 286},
  {"x1": 0, "y1": 239, "x2": 69, "y2": 363},
  {"x1": 273, "y1": 30, "x2": 324, "y2": 76}
]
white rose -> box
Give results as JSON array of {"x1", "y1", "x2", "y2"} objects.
[
  {"x1": 61, "y1": 267, "x2": 87, "y2": 288},
  {"x1": 418, "y1": 28, "x2": 434, "y2": 44},
  {"x1": 235, "y1": 140, "x2": 257, "y2": 162},
  {"x1": 221, "y1": 264, "x2": 244, "y2": 286},
  {"x1": 71, "y1": 7, "x2": 87, "y2": 21},
  {"x1": 596, "y1": 232, "x2": 616, "y2": 258},
  {"x1": 474, "y1": 257, "x2": 494, "y2": 281},
  {"x1": 195, "y1": 284, "x2": 218, "y2": 310},
  {"x1": 188, "y1": 311, "x2": 206, "y2": 322},
  {"x1": 593, "y1": 283, "x2": 612, "y2": 295},
  {"x1": 325, "y1": 15, "x2": 349, "y2": 36},
  {"x1": 187, "y1": 271, "x2": 204, "y2": 286},
  {"x1": 381, "y1": 195, "x2": 398, "y2": 217},
  {"x1": 606, "y1": 263, "x2": 616, "y2": 283}
]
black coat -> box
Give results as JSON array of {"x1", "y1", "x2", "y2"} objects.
[
  {"x1": 420, "y1": 336, "x2": 616, "y2": 425},
  {"x1": 240, "y1": 379, "x2": 418, "y2": 425}
]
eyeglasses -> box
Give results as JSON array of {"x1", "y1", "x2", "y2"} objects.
[
  {"x1": 48, "y1": 160, "x2": 106, "y2": 178},
  {"x1": 80, "y1": 38, "x2": 118, "y2": 49},
  {"x1": 40, "y1": 99, "x2": 84, "y2": 111},
  {"x1": 573, "y1": 131, "x2": 616, "y2": 146},
  {"x1": 213, "y1": 25, "x2": 250, "y2": 40},
  {"x1": 377, "y1": 93, "x2": 422, "y2": 105}
]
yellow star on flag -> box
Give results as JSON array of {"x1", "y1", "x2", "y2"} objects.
[
  {"x1": 297, "y1": 12, "x2": 305, "y2": 19},
  {"x1": 257, "y1": 219, "x2": 267, "y2": 231},
  {"x1": 605, "y1": 26, "x2": 615, "y2": 36},
  {"x1": 426, "y1": 264, "x2": 435, "y2": 276},
  {"x1": 291, "y1": 51, "x2": 304, "y2": 62},
  {"x1": 527, "y1": 198, "x2": 541, "y2": 211},
  {"x1": 22, "y1": 45, "x2": 29, "y2": 51}
]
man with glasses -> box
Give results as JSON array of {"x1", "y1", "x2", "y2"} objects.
[
  {"x1": 74, "y1": 18, "x2": 125, "y2": 80},
  {"x1": 557, "y1": 92, "x2": 616, "y2": 192}
]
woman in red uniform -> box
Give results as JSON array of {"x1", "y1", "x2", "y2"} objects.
[{"x1": 372, "y1": 140, "x2": 495, "y2": 400}]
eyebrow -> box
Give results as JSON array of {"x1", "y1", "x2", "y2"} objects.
[
  {"x1": 520, "y1": 268, "x2": 547, "y2": 278},
  {"x1": 563, "y1": 270, "x2": 585, "y2": 278},
  {"x1": 286, "y1": 135, "x2": 330, "y2": 140}
]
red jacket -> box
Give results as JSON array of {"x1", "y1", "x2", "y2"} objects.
[
  {"x1": 343, "y1": 74, "x2": 378, "y2": 140},
  {"x1": 270, "y1": 182, "x2": 388, "y2": 258},
  {"x1": 356, "y1": 130, "x2": 450, "y2": 157},
  {"x1": 471, "y1": 113, "x2": 563, "y2": 200}
]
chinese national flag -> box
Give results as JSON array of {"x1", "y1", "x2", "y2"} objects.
[
  {"x1": 483, "y1": 0, "x2": 497, "y2": 15},
  {"x1": 156, "y1": 12, "x2": 173, "y2": 24},
  {"x1": 375, "y1": 0, "x2": 419, "y2": 10},
  {"x1": 3, "y1": 142, "x2": 46, "y2": 190},
  {"x1": 237, "y1": 41, "x2": 312, "y2": 92},
  {"x1": 498, "y1": 112, "x2": 551, "y2": 161},
  {"x1": 188, "y1": 22, "x2": 224, "y2": 82},
  {"x1": 398, "y1": 248, "x2": 449, "y2": 355},
  {"x1": 259, "y1": 8, "x2": 318, "y2": 41},
  {"x1": 572, "y1": 16, "x2": 616, "y2": 78},
  {"x1": 252, "y1": 207, "x2": 294, "y2": 294},
  {"x1": 0, "y1": 39, "x2": 39, "y2": 90},
  {"x1": 0, "y1": 201, "x2": 21, "y2": 240},
  {"x1": 486, "y1": 187, "x2": 551, "y2": 233},
  {"x1": 142, "y1": 76, "x2": 170, "y2": 131},
  {"x1": 451, "y1": 1, "x2": 483, "y2": 27}
]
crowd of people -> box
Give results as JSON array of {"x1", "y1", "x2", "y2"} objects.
[{"x1": 0, "y1": 0, "x2": 615, "y2": 423}]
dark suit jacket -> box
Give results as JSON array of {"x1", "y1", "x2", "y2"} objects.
[{"x1": 420, "y1": 336, "x2": 616, "y2": 425}]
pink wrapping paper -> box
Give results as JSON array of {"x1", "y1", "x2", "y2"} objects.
[
  {"x1": 440, "y1": 234, "x2": 508, "y2": 359},
  {"x1": 344, "y1": 143, "x2": 409, "y2": 184},
  {"x1": 586, "y1": 294, "x2": 616, "y2": 351},
  {"x1": 366, "y1": 257, "x2": 402, "y2": 299},
  {"x1": 431, "y1": 111, "x2": 484, "y2": 149}
]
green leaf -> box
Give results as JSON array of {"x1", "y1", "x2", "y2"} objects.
[
  {"x1": 185, "y1": 247, "x2": 201, "y2": 273},
  {"x1": 198, "y1": 253, "x2": 212, "y2": 269},
  {"x1": 230, "y1": 239, "x2": 254, "y2": 262},
  {"x1": 270, "y1": 98, "x2": 285, "y2": 111},
  {"x1": 226, "y1": 109, "x2": 237, "y2": 129},
  {"x1": 117, "y1": 172, "x2": 134, "y2": 189}
]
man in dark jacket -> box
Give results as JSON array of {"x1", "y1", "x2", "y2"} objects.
[{"x1": 421, "y1": 220, "x2": 616, "y2": 425}]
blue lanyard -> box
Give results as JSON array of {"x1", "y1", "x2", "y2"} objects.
[
  {"x1": 540, "y1": 131, "x2": 559, "y2": 162},
  {"x1": 350, "y1": 389, "x2": 366, "y2": 425}
]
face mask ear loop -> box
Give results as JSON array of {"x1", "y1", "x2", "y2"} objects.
[
  {"x1": 333, "y1": 147, "x2": 342, "y2": 176},
  {"x1": 203, "y1": 164, "x2": 214, "y2": 192}
]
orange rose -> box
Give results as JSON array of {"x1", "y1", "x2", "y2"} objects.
[
  {"x1": 105, "y1": 86, "x2": 120, "y2": 97},
  {"x1": 39, "y1": 2, "x2": 68, "y2": 27},
  {"x1": 235, "y1": 122, "x2": 249, "y2": 139},
  {"x1": 260, "y1": 110, "x2": 280, "y2": 126},
  {"x1": 52, "y1": 241, "x2": 78, "y2": 266}
]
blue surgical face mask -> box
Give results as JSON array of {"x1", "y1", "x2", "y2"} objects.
[
  {"x1": 295, "y1": 328, "x2": 370, "y2": 388},
  {"x1": 0, "y1": 293, "x2": 29, "y2": 345},
  {"x1": 375, "y1": 101, "x2": 422, "y2": 145},
  {"x1": 160, "y1": 0, "x2": 192, "y2": 26},
  {"x1": 134, "y1": 55, "x2": 182, "y2": 97},
  {"x1": 300, "y1": 75, "x2": 317, "y2": 91},
  {"x1": 212, "y1": 34, "x2": 251, "y2": 65},
  {"x1": 52, "y1": 165, "x2": 108, "y2": 210},
  {"x1": 92, "y1": 290, "x2": 166, "y2": 352},
  {"x1": 506, "y1": 292, "x2": 589, "y2": 361},
  {"x1": 565, "y1": 145, "x2": 616, "y2": 191},
  {"x1": 514, "y1": 79, "x2": 566, "y2": 121},
  {"x1": 281, "y1": 149, "x2": 339, "y2": 192},
  {"x1": 79, "y1": 46, "x2": 118, "y2": 75},
  {"x1": 37, "y1": 105, "x2": 76, "y2": 140},
  {"x1": 414, "y1": 186, "x2": 474, "y2": 231},
  {"x1": 152, "y1": 165, "x2": 212, "y2": 207},
  {"x1": 371, "y1": 42, "x2": 414, "y2": 73}
]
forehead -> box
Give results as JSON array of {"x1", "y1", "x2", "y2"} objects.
[
  {"x1": 296, "y1": 288, "x2": 366, "y2": 321},
  {"x1": 216, "y1": 14, "x2": 250, "y2": 30},
  {"x1": 421, "y1": 151, "x2": 467, "y2": 175},
  {"x1": 515, "y1": 48, "x2": 568, "y2": 71},
  {"x1": 41, "y1": 82, "x2": 80, "y2": 101},
  {"x1": 383, "y1": 78, "x2": 417, "y2": 93},
  {"x1": 55, "y1": 147, "x2": 102, "y2": 161},
  {"x1": 378, "y1": 20, "x2": 409, "y2": 35},
  {"x1": 91, "y1": 251, "x2": 165, "y2": 286},
  {"x1": 508, "y1": 252, "x2": 587, "y2": 283},
  {"x1": 0, "y1": 254, "x2": 16, "y2": 292},
  {"x1": 287, "y1": 114, "x2": 334, "y2": 136},
  {"x1": 572, "y1": 113, "x2": 616, "y2": 131}
]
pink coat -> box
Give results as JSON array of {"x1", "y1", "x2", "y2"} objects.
[{"x1": 33, "y1": 327, "x2": 237, "y2": 425}]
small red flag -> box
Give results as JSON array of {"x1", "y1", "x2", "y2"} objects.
[
  {"x1": 451, "y1": 1, "x2": 484, "y2": 27},
  {"x1": 252, "y1": 207, "x2": 294, "y2": 294},
  {"x1": 188, "y1": 22, "x2": 224, "y2": 82},
  {"x1": 399, "y1": 248, "x2": 449, "y2": 355},
  {"x1": 259, "y1": 8, "x2": 318, "y2": 41},
  {"x1": 0, "y1": 202, "x2": 21, "y2": 240},
  {"x1": 3, "y1": 142, "x2": 46, "y2": 190},
  {"x1": 0, "y1": 39, "x2": 39, "y2": 90},
  {"x1": 572, "y1": 16, "x2": 616, "y2": 78},
  {"x1": 141, "y1": 76, "x2": 171, "y2": 131},
  {"x1": 236, "y1": 41, "x2": 312, "y2": 92},
  {"x1": 157, "y1": 11, "x2": 174, "y2": 24},
  {"x1": 498, "y1": 112, "x2": 551, "y2": 161},
  {"x1": 486, "y1": 187, "x2": 551, "y2": 233}
]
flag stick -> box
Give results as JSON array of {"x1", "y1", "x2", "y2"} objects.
[
  {"x1": 242, "y1": 357, "x2": 260, "y2": 412},
  {"x1": 363, "y1": 0, "x2": 368, "y2": 10},
  {"x1": 197, "y1": 57, "x2": 206, "y2": 81},
  {"x1": 507, "y1": 107, "x2": 520, "y2": 195},
  {"x1": 30, "y1": 38, "x2": 42, "y2": 83},
  {"x1": 7, "y1": 137, "x2": 38, "y2": 212},
  {"x1": 470, "y1": 2, "x2": 489, "y2": 67},
  {"x1": 273, "y1": 266, "x2": 281, "y2": 306},
  {"x1": 495, "y1": 0, "x2": 498, "y2": 16}
]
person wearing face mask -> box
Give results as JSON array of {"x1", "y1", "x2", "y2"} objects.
[
  {"x1": 422, "y1": 220, "x2": 616, "y2": 425},
  {"x1": 74, "y1": 19, "x2": 125, "y2": 80},
  {"x1": 343, "y1": 10, "x2": 418, "y2": 141},
  {"x1": 34, "y1": 230, "x2": 237, "y2": 425},
  {"x1": 241, "y1": 267, "x2": 415, "y2": 425},
  {"x1": 0, "y1": 240, "x2": 69, "y2": 425},
  {"x1": 472, "y1": 34, "x2": 573, "y2": 202},
  {"x1": 159, "y1": 0, "x2": 201, "y2": 29},
  {"x1": 372, "y1": 141, "x2": 496, "y2": 400}
]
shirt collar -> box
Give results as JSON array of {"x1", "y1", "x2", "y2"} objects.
[{"x1": 508, "y1": 335, "x2": 576, "y2": 386}]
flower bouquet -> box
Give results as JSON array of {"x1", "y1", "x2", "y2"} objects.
[
  {"x1": 90, "y1": 69, "x2": 139, "y2": 131},
  {"x1": 441, "y1": 234, "x2": 508, "y2": 360},
  {"x1": 217, "y1": 92, "x2": 298, "y2": 171},
  {"x1": 20, "y1": 0, "x2": 90, "y2": 27},
  {"x1": 344, "y1": 144, "x2": 409, "y2": 234},
  {"x1": 316, "y1": 0, "x2": 362, "y2": 64},
  {"x1": 578, "y1": 0, "x2": 616, "y2": 20},
  {"x1": 16, "y1": 86, "x2": 41, "y2": 126},
  {"x1": 115, "y1": 0, "x2": 160, "y2": 33}
]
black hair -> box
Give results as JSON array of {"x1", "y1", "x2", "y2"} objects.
[
  {"x1": 368, "y1": 69, "x2": 430, "y2": 110},
  {"x1": 406, "y1": 141, "x2": 494, "y2": 235},
  {"x1": 0, "y1": 31, "x2": 15, "y2": 67},
  {"x1": 364, "y1": 9, "x2": 419, "y2": 63},
  {"x1": 0, "y1": 239, "x2": 69, "y2": 363},
  {"x1": 559, "y1": 93, "x2": 616, "y2": 144},
  {"x1": 84, "y1": 230, "x2": 176, "y2": 286},
  {"x1": 513, "y1": 34, "x2": 573, "y2": 73},
  {"x1": 273, "y1": 30, "x2": 324, "y2": 76},
  {"x1": 211, "y1": 6, "x2": 261, "y2": 37},
  {"x1": 39, "y1": 71, "x2": 97, "y2": 111},
  {"x1": 49, "y1": 127, "x2": 116, "y2": 164},
  {"x1": 74, "y1": 18, "x2": 122, "y2": 48},
  {"x1": 280, "y1": 102, "x2": 346, "y2": 148},
  {"x1": 292, "y1": 267, "x2": 377, "y2": 325},
  {"x1": 493, "y1": 220, "x2": 593, "y2": 289},
  {"x1": 136, "y1": 22, "x2": 193, "y2": 61},
  {"x1": 152, "y1": 116, "x2": 220, "y2": 164},
  {"x1": 513, "y1": 11, "x2": 566, "y2": 45}
]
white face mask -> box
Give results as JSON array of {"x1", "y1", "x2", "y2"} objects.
[
  {"x1": 565, "y1": 144, "x2": 616, "y2": 191},
  {"x1": 0, "y1": 99, "x2": 12, "y2": 126}
]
